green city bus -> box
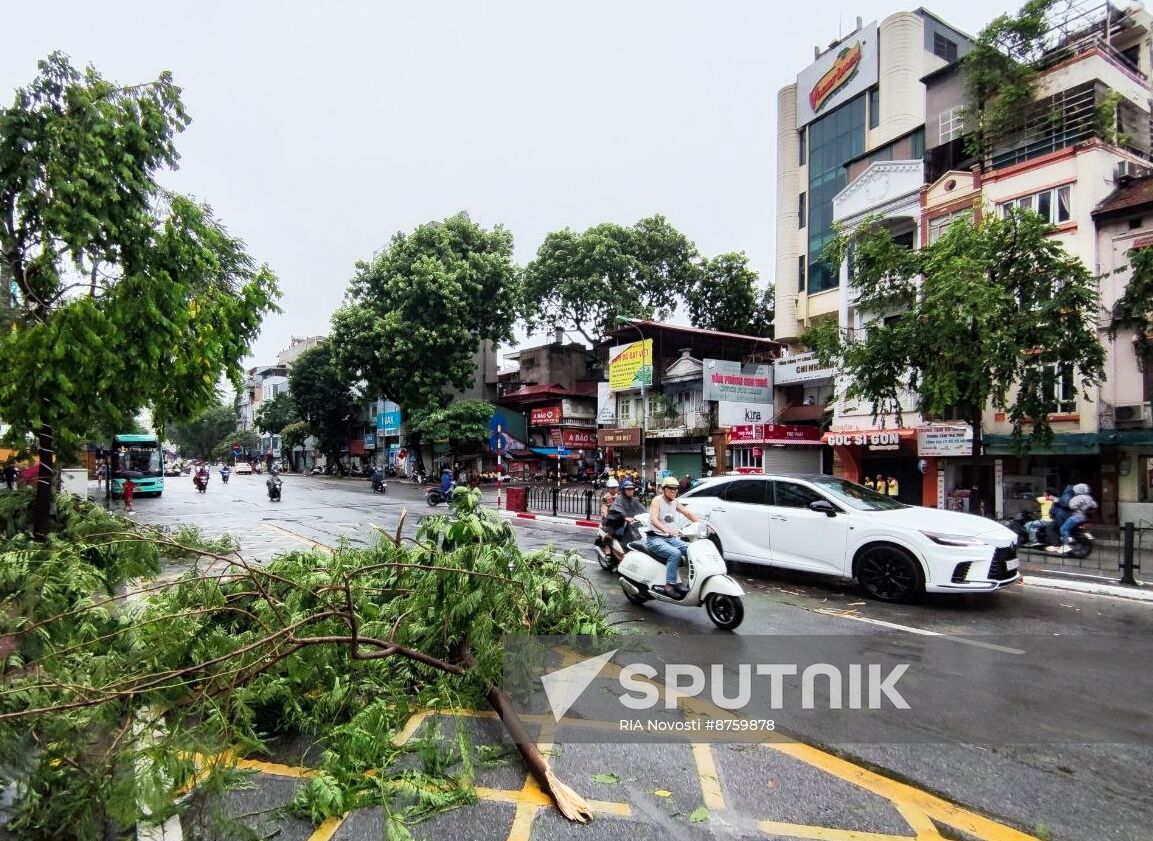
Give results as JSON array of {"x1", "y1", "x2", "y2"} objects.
[{"x1": 111, "y1": 433, "x2": 165, "y2": 496}]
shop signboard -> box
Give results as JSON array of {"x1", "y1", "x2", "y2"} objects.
[
  {"x1": 363, "y1": 432, "x2": 376, "y2": 451},
  {"x1": 730, "y1": 424, "x2": 824, "y2": 445},
  {"x1": 795, "y1": 22, "x2": 879, "y2": 127},
  {"x1": 551, "y1": 428, "x2": 597, "y2": 448},
  {"x1": 719, "y1": 401, "x2": 771, "y2": 426},
  {"x1": 597, "y1": 427, "x2": 642, "y2": 448},
  {"x1": 530, "y1": 404, "x2": 563, "y2": 425},
  {"x1": 773, "y1": 351, "x2": 835, "y2": 385},
  {"x1": 596, "y1": 382, "x2": 616, "y2": 425},
  {"x1": 608, "y1": 340, "x2": 654, "y2": 391},
  {"x1": 917, "y1": 425, "x2": 973, "y2": 457},
  {"x1": 702, "y1": 359, "x2": 772, "y2": 404}
]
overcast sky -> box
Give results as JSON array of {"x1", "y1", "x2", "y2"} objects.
[{"x1": 4, "y1": 1, "x2": 1017, "y2": 366}]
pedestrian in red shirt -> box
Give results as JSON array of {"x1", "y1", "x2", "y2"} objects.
[{"x1": 123, "y1": 477, "x2": 136, "y2": 513}]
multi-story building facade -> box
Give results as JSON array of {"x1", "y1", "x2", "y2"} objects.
[
  {"x1": 776, "y1": 1, "x2": 1153, "y2": 520},
  {"x1": 595, "y1": 322, "x2": 791, "y2": 483}
]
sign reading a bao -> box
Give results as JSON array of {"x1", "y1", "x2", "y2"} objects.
[
  {"x1": 530, "y1": 404, "x2": 563, "y2": 425},
  {"x1": 550, "y1": 428, "x2": 597, "y2": 448}
]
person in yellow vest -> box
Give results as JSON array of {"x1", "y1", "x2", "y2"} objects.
[
  {"x1": 864, "y1": 476, "x2": 875, "y2": 490},
  {"x1": 885, "y1": 475, "x2": 899, "y2": 497},
  {"x1": 874, "y1": 475, "x2": 888, "y2": 495},
  {"x1": 1024, "y1": 488, "x2": 1057, "y2": 546}
]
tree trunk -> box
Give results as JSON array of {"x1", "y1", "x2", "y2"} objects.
[
  {"x1": 967, "y1": 407, "x2": 985, "y2": 517},
  {"x1": 32, "y1": 423, "x2": 55, "y2": 541}
]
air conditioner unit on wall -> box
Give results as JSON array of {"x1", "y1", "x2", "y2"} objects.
[
  {"x1": 1114, "y1": 161, "x2": 1152, "y2": 183},
  {"x1": 1112, "y1": 403, "x2": 1151, "y2": 428}
]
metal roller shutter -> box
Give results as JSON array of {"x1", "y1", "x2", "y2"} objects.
[{"x1": 759, "y1": 447, "x2": 822, "y2": 474}]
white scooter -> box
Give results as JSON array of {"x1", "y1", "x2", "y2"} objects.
[{"x1": 617, "y1": 520, "x2": 746, "y2": 630}]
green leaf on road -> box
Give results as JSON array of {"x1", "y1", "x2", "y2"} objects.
[
  {"x1": 689, "y1": 806, "x2": 709, "y2": 823},
  {"x1": 591, "y1": 773, "x2": 621, "y2": 784}
]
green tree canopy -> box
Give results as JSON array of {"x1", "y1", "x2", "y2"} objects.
[
  {"x1": 684, "y1": 252, "x2": 773, "y2": 337},
  {"x1": 254, "y1": 391, "x2": 301, "y2": 435},
  {"x1": 288, "y1": 343, "x2": 357, "y2": 469},
  {"x1": 523, "y1": 215, "x2": 700, "y2": 345},
  {"x1": 409, "y1": 400, "x2": 493, "y2": 460},
  {"x1": 167, "y1": 403, "x2": 236, "y2": 460},
  {"x1": 211, "y1": 428, "x2": 259, "y2": 462},
  {"x1": 330, "y1": 213, "x2": 519, "y2": 415},
  {"x1": 961, "y1": 0, "x2": 1055, "y2": 160},
  {"x1": 1108, "y1": 244, "x2": 1153, "y2": 362},
  {"x1": 0, "y1": 54, "x2": 279, "y2": 535},
  {"x1": 804, "y1": 209, "x2": 1105, "y2": 454}
]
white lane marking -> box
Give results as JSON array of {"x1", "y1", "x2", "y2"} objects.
[{"x1": 813, "y1": 610, "x2": 1026, "y2": 655}]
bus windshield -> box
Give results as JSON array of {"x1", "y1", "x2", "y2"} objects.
[{"x1": 114, "y1": 436, "x2": 163, "y2": 477}]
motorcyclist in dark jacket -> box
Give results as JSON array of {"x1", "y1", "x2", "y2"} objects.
[{"x1": 608, "y1": 478, "x2": 648, "y2": 540}]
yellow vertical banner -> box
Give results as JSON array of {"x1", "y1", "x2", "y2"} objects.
[{"x1": 608, "y1": 340, "x2": 653, "y2": 391}]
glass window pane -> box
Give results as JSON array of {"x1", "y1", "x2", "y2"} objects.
[
  {"x1": 1057, "y1": 186, "x2": 1072, "y2": 222},
  {"x1": 1037, "y1": 191, "x2": 1052, "y2": 222},
  {"x1": 772, "y1": 481, "x2": 824, "y2": 509},
  {"x1": 799, "y1": 128, "x2": 807, "y2": 165},
  {"x1": 724, "y1": 480, "x2": 769, "y2": 505}
]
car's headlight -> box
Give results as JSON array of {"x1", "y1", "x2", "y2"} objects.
[{"x1": 920, "y1": 530, "x2": 986, "y2": 547}]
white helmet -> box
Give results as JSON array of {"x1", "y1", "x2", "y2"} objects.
[
  {"x1": 606, "y1": 478, "x2": 620, "y2": 489},
  {"x1": 1073, "y1": 483, "x2": 1090, "y2": 495}
]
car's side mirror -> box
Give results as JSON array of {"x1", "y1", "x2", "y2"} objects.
[{"x1": 809, "y1": 500, "x2": 838, "y2": 517}]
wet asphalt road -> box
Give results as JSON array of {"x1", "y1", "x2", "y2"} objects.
[{"x1": 124, "y1": 472, "x2": 1153, "y2": 841}]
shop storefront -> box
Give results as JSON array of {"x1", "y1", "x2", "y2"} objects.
[
  {"x1": 984, "y1": 433, "x2": 1103, "y2": 522},
  {"x1": 729, "y1": 424, "x2": 823, "y2": 474},
  {"x1": 823, "y1": 428, "x2": 925, "y2": 505},
  {"x1": 597, "y1": 427, "x2": 643, "y2": 473}
]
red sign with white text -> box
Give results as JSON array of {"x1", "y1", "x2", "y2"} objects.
[
  {"x1": 530, "y1": 404, "x2": 563, "y2": 425},
  {"x1": 729, "y1": 424, "x2": 823, "y2": 445}
]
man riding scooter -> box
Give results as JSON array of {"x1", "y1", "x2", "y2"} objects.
[
  {"x1": 193, "y1": 465, "x2": 210, "y2": 493},
  {"x1": 219, "y1": 464, "x2": 231, "y2": 484},
  {"x1": 645, "y1": 476, "x2": 702, "y2": 598}
]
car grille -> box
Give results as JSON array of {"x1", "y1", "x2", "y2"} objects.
[{"x1": 987, "y1": 545, "x2": 1019, "y2": 581}]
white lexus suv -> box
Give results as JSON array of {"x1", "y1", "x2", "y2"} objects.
[{"x1": 676, "y1": 474, "x2": 1020, "y2": 602}]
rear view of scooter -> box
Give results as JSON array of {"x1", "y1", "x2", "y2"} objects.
[
  {"x1": 594, "y1": 510, "x2": 641, "y2": 572},
  {"x1": 617, "y1": 521, "x2": 746, "y2": 630}
]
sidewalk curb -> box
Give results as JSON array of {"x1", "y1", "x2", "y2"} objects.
[
  {"x1": 494, "y1": 508, "x2": 599, "y2": 529},
  {"x1": 1021, "y1": 575, "x2": 1151, "y2": 602}
]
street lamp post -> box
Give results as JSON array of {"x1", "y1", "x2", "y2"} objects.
[{"x1": 615, "y1": 317, "x2": 649, "y2": 494}]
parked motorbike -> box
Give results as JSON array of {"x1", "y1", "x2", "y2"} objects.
[
  {"x1": 616, "y1": 521, "x2": 746, "y2": 630},
  {"x1": 267, "y1": 476, "x2": 282, "y2": 502},
  {"x1": 1001, "y1": 510, "x2": 1094, "y2": 559}
]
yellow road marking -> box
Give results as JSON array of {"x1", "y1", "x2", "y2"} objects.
[
  {"x1": 506, "y1": 803, "x2": 540, "y2": 841},
  {"x1": 306, "y1": 815, "x2": 346, "y2": 841},
  {"x1": 757, "y1": 822, "x2": 916, "y2": 840},
  {"x1": 263, "y1": 523, "x2": 333, "y2": 552},
  {"x1": 894, "y1": 802, "x2": 947, "y2": 839},
  {"x1": 691, "y1": 743, "x2": 726, "y2": 810},
  {"x1": 231, "y1": 757, "x2": 318, "y2": 779}
]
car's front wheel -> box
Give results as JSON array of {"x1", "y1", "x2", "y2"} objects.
[{"x1": 855, "y1": 545, "x2": 924, "y2": 602}]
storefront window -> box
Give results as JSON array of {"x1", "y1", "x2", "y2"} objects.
[
  {"x1": 727, "y1": 448, "x2": 761, "y2": 471},
  {"x1": 1141, "y1": 455, "x2": 1153, "y2": 503}
]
